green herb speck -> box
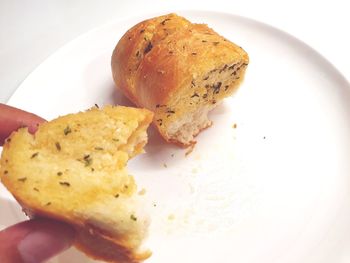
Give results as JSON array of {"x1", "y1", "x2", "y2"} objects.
[
  {"x1": 31, "y1": 152, "x2": 39, "y2": 159},
  {"x1": 59, "y1": 182, "x2": 70, "y2": 187},
  {"x1": 64, "y1": 126, "x2": 72, "y2": 135},
  {"x1": 55, "y1": 142, "x2": 61, "y2": 151},
  {"x1": 83, "y1": 155, "x2": 92, "y2": 166},
  {"x1": 95, "y1": 147, "x2": 104, "y2": 151}
]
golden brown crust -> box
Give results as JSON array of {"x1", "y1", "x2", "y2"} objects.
[
  {"x1": 112, "y1": 13, "x2": 249, "y2": 146},
  {"x1": 111, "y1": 14, "x2": 190, "y2": 105}
]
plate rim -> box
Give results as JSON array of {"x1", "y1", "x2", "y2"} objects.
[{"x1": 7, "y1": 9, "x2": 350, "y2": 106}]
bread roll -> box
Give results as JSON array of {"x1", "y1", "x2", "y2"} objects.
[
  {"x1": 111, "y1": 13, "x2": 249, "y2": 146},
  {"x1": 0, "y1": 105, "x2": 153, "y2": 263}
]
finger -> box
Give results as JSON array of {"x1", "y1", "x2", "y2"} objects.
[
  {"x1": 0, "y1": 104, "x2": 46, "y2": 146},
  {"x1": 0, "y1": 218, "x2": 76, "y2": 263}
]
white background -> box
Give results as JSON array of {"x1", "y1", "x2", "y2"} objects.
[{"x1": 0, "y1": 0, "x2": 349, "y2": 103}]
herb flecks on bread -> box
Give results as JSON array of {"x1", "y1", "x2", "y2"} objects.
[
  {"x1": 112, "y1": 13, "x2": 249, "y2": 146},
  {"x1": 0, "y1": 105, "x2": 153, "y2": 263}
]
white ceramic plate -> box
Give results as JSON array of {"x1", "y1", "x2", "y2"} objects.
[{"x1": 2, "y1": 10, "x2": 350, "y2": 263}]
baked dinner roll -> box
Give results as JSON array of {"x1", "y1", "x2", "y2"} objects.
[
  {"x1": 0, "y1": 105, "x2": 153, "y2": 263},
  {"x1": 112, "y1": 13, "x2": 249, "y2": 146}
]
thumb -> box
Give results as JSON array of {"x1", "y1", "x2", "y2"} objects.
[{"x1": 0, "y1": 218, "x2": 75, "y2": 263}]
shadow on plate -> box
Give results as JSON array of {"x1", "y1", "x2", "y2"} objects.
[
  {"x1": 113, "y1": 88, "x2": 182, "y2": 157},
  {"x1": 112, "y1": 86, "x2": 135, "y2": 107},
  {"x1": 112, "y1": 85, "x2": 234, "y2": 171}
]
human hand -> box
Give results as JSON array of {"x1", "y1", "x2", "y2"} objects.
[
  {"x1": 0, "y1": 103, "x2": 45, "y2": 144},
  {"x1": 0, "y1": 103, "x2": 76, "y2": 263},
  {"x1": 0, "y1": 219, "x2": 75, "y2": 263}
]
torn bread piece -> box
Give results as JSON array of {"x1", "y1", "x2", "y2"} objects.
[
  {"x1": 112, "y1": 13, "x2": 249, "y2": 146},
  {"x1": 0, "y1": 105, "x2": 153, "y2": 263}
]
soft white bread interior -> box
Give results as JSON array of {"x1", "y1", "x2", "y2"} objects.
[
  {"x1": 111, "y1": 13, "x2": 249, "y2": 146},
  {"x1": 0, "y1": 105, "x2": 153, "y2": 263}
]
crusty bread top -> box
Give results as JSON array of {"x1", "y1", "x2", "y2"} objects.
[
  {"x1": 0, "y1": 105, "x2": 153, "y2": 263},
  {"x1": 112, "y1": 13, "x2": 249, "y2": 146},
  {"x1": 112, "y1": 13, "x2": 192, "y2": 108},
  {"x1": 113, "y1": 13, "x2": 245, "y2": 108}
]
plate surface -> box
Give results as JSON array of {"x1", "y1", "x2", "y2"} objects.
[{"x1": 2, "y1": 10, "x2": 350, "y2": 263}]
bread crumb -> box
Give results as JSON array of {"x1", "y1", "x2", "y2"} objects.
[
  {"x1": 185, "y1": 144, "x2": 195, "y2": 157},
  {"x1": 168, "y1": 214, "x2": 175, "y2": 220},
  {"x1": 232, "y1": 123, "x2": 237, "y2": 128},
  {"x1": 189, "y1": 184, "x2": 195, "y2": 194},
  {"x1": 163, "y1": 163, "x2": 167, "y2": 168},
  {"x1": 138, "y1": 188, "x2": 146, "y2": 195}
]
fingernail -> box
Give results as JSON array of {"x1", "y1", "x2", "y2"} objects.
[
  {"x1": 27, "y1": 123, "x2": 40, "y2": 134},
  {"x1": 18, "y1": 227, "x2": 73, "y2": 263}
]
